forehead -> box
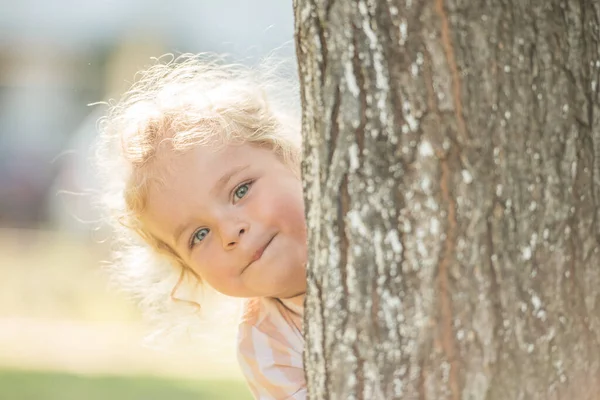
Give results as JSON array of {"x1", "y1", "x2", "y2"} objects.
[
  {"x1": 148, "y1": 143, "x2": 254, "y2": 202},
  {"x1": 160, "y1": 141, "x2": 278, "y2": 178},
  {"x1": 140, "y1": 143, "x2": 276, "y2": 235}
]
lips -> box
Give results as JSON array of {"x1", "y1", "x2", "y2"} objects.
[{"x1": 247, "y1": 234, "x2": 276, "y2": 267}]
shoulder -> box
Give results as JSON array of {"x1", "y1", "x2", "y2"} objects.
[
  {"x1": 237, "y1": 297, "x2": 303, "y2": 357},
  {"x1": 239, "y1": 297, "x2": 267, "y2": 326},
  {"x1": 236, "y1": 297, "x2": 306, "y2": 399}
]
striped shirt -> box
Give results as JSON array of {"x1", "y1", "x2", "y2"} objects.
[{"x1": 237, "y1": 295, "x2": 306, "y2": 399}]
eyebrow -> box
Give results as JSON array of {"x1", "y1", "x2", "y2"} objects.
[
  {"x1": 172, "y1": 164, "x2": 250, "y2": 246},
  {"x1": 210, "y1": 164, "x2": 250, "y2": 195}
]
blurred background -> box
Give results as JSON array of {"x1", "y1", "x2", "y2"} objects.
[{"x1": 0, "y1": 1, "x2": 295, "y2": 398}]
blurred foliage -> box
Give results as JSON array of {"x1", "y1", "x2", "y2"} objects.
[
  {"x1": 0, "y1": 369, "x2": 252, "y2": 400},
  {"x1": 0, "y1": 229, "x2": 243, "y2": 387},
  {"x1": 0, "y1": 228, "x2": 138, "y2": 321}
]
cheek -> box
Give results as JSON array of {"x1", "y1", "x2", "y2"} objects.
[
  {"x1": 189, "y1": 250, "x2": 235, "y2": 292},
  {"x1": 274, "y1": 191, "x2": 306, "y2": 236}
]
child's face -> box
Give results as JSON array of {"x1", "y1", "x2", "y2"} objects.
[{"x1": 141, "y1": 142, "x2": 307, "y2": 300}]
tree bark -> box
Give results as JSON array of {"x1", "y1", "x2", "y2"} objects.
[{"x1": 294, "y1": 0, "x2": 600, "y2": 399}]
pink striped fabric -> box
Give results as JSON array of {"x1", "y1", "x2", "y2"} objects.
[{"x1": 237, "y1": 296, "x2": 306, "y2": 399}]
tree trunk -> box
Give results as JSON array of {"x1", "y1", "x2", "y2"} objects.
[{"x1": 294, "y1": 1, "x2": 600, "y2": 399}]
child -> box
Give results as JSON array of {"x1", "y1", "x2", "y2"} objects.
[{"x1": 95, "y1": 54, "x2": 307, "y2": 399}]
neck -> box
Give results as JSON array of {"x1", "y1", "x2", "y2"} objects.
[{"x1": 281, "y1": 292, "x2": 305, "y2": 308}]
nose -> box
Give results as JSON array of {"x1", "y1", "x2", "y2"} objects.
[{"x1": 219, "y1": 217, "x2": 249, "y2": 249}]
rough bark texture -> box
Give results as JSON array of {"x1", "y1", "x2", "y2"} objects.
[{"x1": 294, "y1": 1, "x2": 600, "y2": 399}]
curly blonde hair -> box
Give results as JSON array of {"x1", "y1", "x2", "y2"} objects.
[{"x1": 94, "y1": 53, "x2": 301, "y2": 340}]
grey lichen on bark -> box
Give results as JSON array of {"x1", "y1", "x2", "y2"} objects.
[{"x1": 295, "y1": 0, "x2": 600, "y2": 399}]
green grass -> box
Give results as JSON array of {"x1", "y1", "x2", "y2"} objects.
[{"x1": 0, "y1": 369, "x2": 252, "y2": 400}]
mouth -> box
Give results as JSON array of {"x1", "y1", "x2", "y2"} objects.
[{"x1": 244, "y1": 234, "x2": 276, "y2": 271}]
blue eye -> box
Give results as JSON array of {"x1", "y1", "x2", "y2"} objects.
[
  {"x1": 190, "y1": 228, "x2": 209, "y2": 247},
  {"x1": 234, "y1": 182, "x2": 251, "y2": 201}
]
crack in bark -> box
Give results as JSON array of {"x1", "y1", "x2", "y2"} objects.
[
  {"x1": 311, "y1": 0, "x2": 328, "y2": 87},
  {"x1": 318, "y1": 276, "x2": 330, "y2": 397},
  {"x1": 581, "y1": 1, "x2": 600, "y2": 238},
  {"x1": 418, "y1": 356, "x2": 427, "y2": 400},
  {"x1": 437, "y1": 148, "x2": 461, "y2": 400},
  {"x1": 351, "y1": 25, "x2": 367, "y2": 155},
  {"x1": 328, "y1": 87, "x2": 341, "y2": 167},
  {"x1": 434, "y1": 0, "x2": 469, "y2": 143},
  {"x1": 353, "y1": 341, "x2": 365, "y2": 400},
  {"x1": 339, "y1": 172, "x2": 350, "y2": 329},
  {"x1": 423, "y1": 49, "x2": 439, "y2": 115},
  {"x1": 567, "y1": 138, "x2": 598, "y2": 350},
  {"x1": 484, "y1": 217, "x2": 503, "y2": 400}
]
